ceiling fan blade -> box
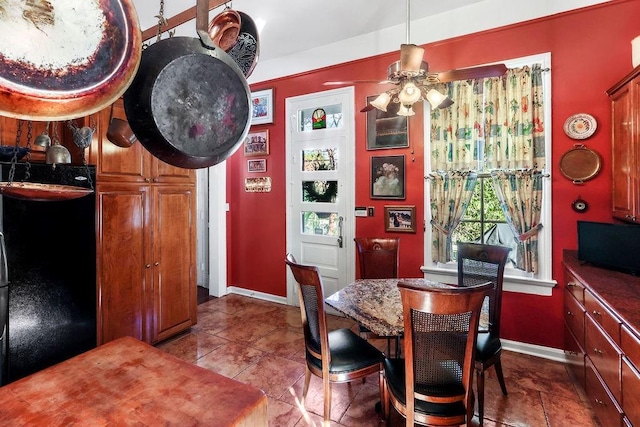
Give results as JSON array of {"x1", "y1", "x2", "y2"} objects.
[
  {"x1": 360, "y1": 103, "x2": 377, "y2": 113},
  {"x1": 400, "y1": 44, "x2": 425, "y2": 73},
  {"x1": 323, "y1": 80, "x2": 392, "y2": 86},
  {"x1": 436, "y1": 64, "x2": 508, "y2": 83}
]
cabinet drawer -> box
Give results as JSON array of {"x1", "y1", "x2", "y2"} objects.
[
  {"x1": 586, "y1": 359, "x2": 623, "y2": 427},
  {"x1": 585, "y1": 289, "x2": 621, "y2": 345},
  {"x1": 564, "y1": 288, "x2": 585, "y2": 349},
  {"x1": 564, "y1": 269, "x2": 585, "y2": 304},
  {"x1": 586, "y1": 315, "x2": 622, "y2": 403},
  {"x1": 622, "y1": 356, "x2": 640, "y2": 426},
  {"x1": 621, "y1": 325, "x2": 640, "y2": 369},
  {"x1": 565, "y1": 323, "x2": 585, "y2": 387}
]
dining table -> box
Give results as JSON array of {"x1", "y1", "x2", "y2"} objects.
[{"x1": 325, "y1": 278, "x2": 489, "y2": 337}]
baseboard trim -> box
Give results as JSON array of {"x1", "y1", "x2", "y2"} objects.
[
  {"x1": 227, "y1": 286, "x2": 288, "y2": 305},
  {"x1": 226, "y1": 288, "x2": 568, "y2": 363}
]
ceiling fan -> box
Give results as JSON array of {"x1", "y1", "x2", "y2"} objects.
[{"x1": 324, "y1": 0, "x2": 508, "y2": 115}]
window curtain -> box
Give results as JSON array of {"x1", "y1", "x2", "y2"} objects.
[
  {"x1": 429, "y1": 65, "x2": 545, "y2": 268},
  {"x1": 490, "y1": 170, "x2": 544, "y2": 273},
  {"x1": 428, "y1": 171, "x2": 478, "y2": 263}
]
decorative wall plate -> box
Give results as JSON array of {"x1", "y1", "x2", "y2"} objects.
[{"x1": 563, "y1": 113, "x2": 597, "y2": 140}]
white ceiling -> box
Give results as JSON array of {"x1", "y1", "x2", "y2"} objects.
[{"x1": 130, "y1": 0, "x2": 611, "y2": 84}]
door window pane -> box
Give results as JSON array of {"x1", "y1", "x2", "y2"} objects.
[
  {"x1": 302, "y1": 148, "x2": 338, "y2": 171},
  {"x1": 301, "y1": 212, "x2": 339, "y2": 235},
  {"x1": 299, "y1": 103, "x2": 342, "y2": 131},
  {"x1": 302, "y1": 180, "x2": 338, "y2": 203}
]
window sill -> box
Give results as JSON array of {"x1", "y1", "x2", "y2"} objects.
[{"x1": 419, "y1": 266, "x2": 557, "y2": 296}]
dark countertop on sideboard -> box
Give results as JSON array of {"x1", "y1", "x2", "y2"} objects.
[{"x1": 563, "y1": 249, "x2": 640, "y2": 338}]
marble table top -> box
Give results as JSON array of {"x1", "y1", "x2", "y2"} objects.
[{"x1": 325, "y1": 278, "x2": 488, "y2": 336}]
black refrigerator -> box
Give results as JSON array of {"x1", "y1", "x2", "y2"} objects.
[{"x1": 0, "y1": 162, "x2": 97, "y2": 386}]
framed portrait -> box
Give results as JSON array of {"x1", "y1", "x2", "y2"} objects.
[
  {"x1": 247, "y1": 158, "x2": 266, "y2": 173},
  {"x1": 384, "y1": 205, "x2": 416, "y2": 233},
  {"x1": 370, "y1": 155, "x2": 405, "y2": 199},
  {"x1": 243, "y1": 130, "x2": 269, "y2": 156},
  {"x1": 366, "y1": 95, "x2": 409, "y2": 150},
  {"x1": 251, "y1": 88, "x2": 274, "y2": 125}
]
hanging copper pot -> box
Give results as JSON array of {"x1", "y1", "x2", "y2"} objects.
[{"x1": 0, "y1": 0, "x2": 142, "y2": 121}]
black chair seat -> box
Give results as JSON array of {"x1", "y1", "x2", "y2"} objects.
[
  {"x1": 476, "y1": 332, "x2": 501, "y2": 361},
  {"x1": 307, "y1": 328, "x2": 383, "y2": 374},
  {"x1": 383, "y1": 358, "x2": 466, "y2": 418}
]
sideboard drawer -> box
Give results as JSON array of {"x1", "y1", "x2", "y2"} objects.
[
  {"x1": 585, "y1": 289, "x2": 621, "y2": 345},
  {"x1": 622, "y1": 356, "x2": 640, "y2": 426},
  {"x1": 621, "y1": 325, "x2": 640, "y2": 368},
  {"x1": 564, "y1": 287, "x2": 585, "y2": 349},
  {"x1": 586, "y1": 315, "x2": 622, "y2": 402},
  {"x1": 564, "y1": 270, "x2": 585, "y2": 304},
  {"x1": 586, "y1": 358, "x2": 623, "y2": 427},
  {"x1": 565, "y1": 323, "x2": 585, "y2": 387}
]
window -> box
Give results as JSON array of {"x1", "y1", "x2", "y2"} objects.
[{"x1": 422, "y1": 53, "x2": 555, "y2": 296}]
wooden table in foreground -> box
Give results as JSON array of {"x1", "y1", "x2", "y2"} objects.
[
  {"x1": 0, "y1": 336, "x2": 267, "y2": 426},
  {"x1": 325, "y1": 278, "x2": 488, "y2": 336}
]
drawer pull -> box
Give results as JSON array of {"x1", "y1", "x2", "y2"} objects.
[
  {"x1": 567, "y1": 282, "x2": 578, "y2": 287},
  {"x1": 594, "y1": 398, "x2": 605, "y2": 406},
  {"x1": 566, "y1": 310, "x2": 574, "y2": 316},
  {"x1": 592, "y1": 310, "x2": 602, "y2": 316},
  {"x1": 593, "y1": 348, "x2": 603, "y2": 355}
]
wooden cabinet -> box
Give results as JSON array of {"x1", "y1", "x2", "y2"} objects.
[
  {"x1": 607, "y1": 65, "x2": 640, "y2": 223},
  {"x1": 563, "y1": 251, "x2": 640, "y2": 427},
  {"x1": 94, "y1": 99, "x2": 197, "y2": 345}
]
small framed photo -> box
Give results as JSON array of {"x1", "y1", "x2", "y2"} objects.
[
  {"x1": 384, "y1": 205, "x2": 416, "y2": 233},
  {"x1": 247, "y1": 158, "x2": 266, "y2": 173},
  {"x1": 244, "y1": 130, "x2": 269, "y2": 156},
  {"x1": 251, "y1": 88, "x2": 274, "y2": 125},
  {"x1": 370, "y1": 155, "x2": 405, "y2": 199},
  {"x1": 366, "y1": 95, "x2": 409, "y2": 150}
]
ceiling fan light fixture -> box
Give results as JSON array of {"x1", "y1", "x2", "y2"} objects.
[
  {"x1": 426, "y1": 88, "x2": 454, "y2": 109},
  {"x1": 370, "y1": 92, "x2": 392, "y2": 112},
  {"x1": 397, "y1": 104, "x2": 415, "y2": 116},
  {"x1": 398, "y1": 81, "x2": 422, "y2": 105}
]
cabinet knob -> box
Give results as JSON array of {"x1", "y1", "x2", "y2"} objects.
[
  {"x1": 593, "y1": 348, "x2": 603, "y2": 355},
  {"x1": 154, "y1": 262, "x2": 159, "y2": 266},
  {"x1": 594, "y1": 398, "x2": 605, "y2": 406},
  {"x1": 566, "y1": 311, "x2": 574, "y2": 316},
  {"x1": 145, "y1": 264, "x2": 151, "y2": 268}
]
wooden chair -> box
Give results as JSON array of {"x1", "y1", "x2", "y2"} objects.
[
  {"x1": 457, "y1": 242, "x2": 511, "y2": 425},
  {"x1": 382, "y1": 281, "x2": 492, "y2": 426},
  {"x1": 285, "y1": 253, "x2": 384, "y2": 423},
  {"x1": 354, "y1": 237, "x2": 400, "y2": 356}
]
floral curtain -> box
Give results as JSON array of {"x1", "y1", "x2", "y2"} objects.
[
  {"x1": 428, "y1": 170, "x2": 478, "y2": 263},
  {"x1": 491, "y1": 170, "x2": 544, "y2": 273},
  {"x1": 429, "y1": 65, "x2": 545, "y2": 270}
]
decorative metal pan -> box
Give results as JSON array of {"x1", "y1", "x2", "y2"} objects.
[
  {"x1": 0, "y1": 182, "x2": 93, "y2": 201},
  {"x1": 559, "y1": 144, "x2": 601, "y2": 184}
]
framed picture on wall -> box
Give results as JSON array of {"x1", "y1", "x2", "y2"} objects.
[
  {"x1": 370, "y1": 155, "x2": 405, "y2": 199},
  {"x1": 366, "y1": 95, "x2": 409, "y2": 150},
  {"x1": 243, "y1": 130, "x2": 269, "y2": 156},
  {"x1": 247, "y1": 158, "x2": 267, "y2": 172},
  {"x1": 251, "y1": 88, "x2": 274, "y2": 125},
  {"x1": 384, "y1": 205, "x2": 416, "y2": 233}
]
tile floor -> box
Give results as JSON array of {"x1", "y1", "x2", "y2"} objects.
[{"x1": 156, "y1": 294, "x2": 600, "y2": 426}]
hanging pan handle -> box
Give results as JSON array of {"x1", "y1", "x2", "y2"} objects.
[{"x1": 196, "y1": 0, "x2": 217, "y2": 50}]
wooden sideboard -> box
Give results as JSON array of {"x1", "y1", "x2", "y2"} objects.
[{"x1": 563, "y1": 250, "x2": 640, "y2": 427}]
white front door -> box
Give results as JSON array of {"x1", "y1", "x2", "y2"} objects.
[{"x1": 285, "y1": 87, "x2": 355, "y2": 306}]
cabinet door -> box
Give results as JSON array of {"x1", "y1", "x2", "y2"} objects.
[
  {"x1": 610, "y1": 78, "x2": 639, "y2": 222},
  {"x1": 93, "y1": 99, "x2": 151, "y2": 183},
  {"x1": 96, "y1": 183, "x2": 152, "y2": 344},
  {"x1": 151, "y1": 184, "x2": 197, "y2": 343},
  {"x1": 150, "y1": 155, "x2": 195, "y2": 183}
]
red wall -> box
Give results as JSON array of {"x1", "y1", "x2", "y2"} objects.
[{"x1": 226, "y1": 0, "x2": 640, "y2": 349}]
